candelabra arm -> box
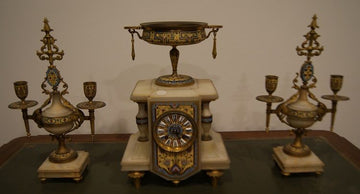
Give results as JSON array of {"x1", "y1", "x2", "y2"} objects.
[
  {"x1": 88, "y1": 109, "x2": 95, "y2": 141},
  {"x1": 321, "y1": 93, "x2": 349, "y2": 132},
  {"x1": 21, "y1": 109, "x2": 31, "y2": 137},
  {"x1": 76, "y1": 101, "x2": 106, "y2": 142},
  {"x1": 74, "y1": 107, "x2": 99, "y2": 142},
  {"x1": 329, "y1": 100, "x2": 337, "y2": 132},
  {"x1": 265, "y1": 102, "x2": 272, "y2": 132}
]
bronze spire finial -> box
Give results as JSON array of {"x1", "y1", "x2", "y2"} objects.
[
  {"x1": 36, "y1": 18, "x2": 64, "y2": 66},
  {"x1": 296, "y1": 14, "x2": 323, "y2": 61},
  {"x1": 308, "y1": 14, "x2": 319, "y2": 29}
]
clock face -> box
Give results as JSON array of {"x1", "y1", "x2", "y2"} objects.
[{"x1": 153, "y1": 111, "x2": 197, "y2": 152}]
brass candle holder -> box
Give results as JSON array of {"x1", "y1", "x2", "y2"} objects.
[
  {"x1": 8, "y1": 18, "x2": 105, "y2": 181},
  {"x1": 256, "y1": 15, "x2": 349, "y2": 175}
]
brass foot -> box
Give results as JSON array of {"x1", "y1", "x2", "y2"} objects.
[
  {"x1": 172, "y1": 180, "x2": 180, "y2": 185},
  {"x1": 315, "y1": 171, "x2": 322, "y2": 175},
  {"x1": 73, "y1": 176, "x2": 83, "y2": 182},
  {"x1": 206, "y1": 170, "x2": 223, "y2": 187},
  {"x1": 40, "y1": 177, "x2": 47, "y2": 183},
  {"x1": 128, "y1": 171, "x2": 145, "y2": 189},
  {"x1": 281, "y1": 171, "x2": 290, "y2": 176}
]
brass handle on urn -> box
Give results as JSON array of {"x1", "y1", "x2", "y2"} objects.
[
  {"x1": 124, "y1": 26, "x2": 142, "y2": 60},
  {"x1": 206, "y1": 25, "x2": 223, "y2": 59}
]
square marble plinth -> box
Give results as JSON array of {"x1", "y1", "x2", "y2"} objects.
[
  {"x1": 37, "y1": 151, "x2": 89, "y2": 182},
  {"x1": 273, "y1": 146, "x2": 324, "y2": 175}
]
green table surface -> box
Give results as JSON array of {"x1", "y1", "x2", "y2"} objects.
[{"x1": 0, "y1": 137, "x2": 359, "y2": 194}]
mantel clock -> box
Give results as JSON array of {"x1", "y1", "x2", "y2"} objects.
[{"x1": 121, "y1": 21, "x2": 230, "y2": 187}]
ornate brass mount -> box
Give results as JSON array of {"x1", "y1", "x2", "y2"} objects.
[
  {"x1": 8, "y1": 18, "x2": 105, "y2": 163},
  {"x1": 256, "y1": 15, "x2": 349, "y2": 157},
  {"x1": 125, "y1": 22, "x2": 222, "y2": 87}
]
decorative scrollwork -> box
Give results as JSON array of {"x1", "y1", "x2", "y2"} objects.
[
  {"x1": 307, "y1": 75, "x2": 317, "y2": 89},
  {"x1": 296, "y1": 14, "x2": 324, "y2": 61},
  {"x1": 275, "y1": 92, "x2": 299, "y2": 126},
  {"x1": 315, "y1": 102, "x2": 327, "y2": 121},
  {"x1": 292, "y1": 73, "x2": 300, "y2": 90},
  {"x1": 41, "y1": 79, "x2": 51, "y2": 95},
  {"x1": 60, "y1": 95, "x2": 77, "y2": 111},
  {"x1": 36, "y1": 18, "x2": 69, "y2": 95},
  {"x1": 307, "y1": 89, "x2": 327, "y2": 121},
  {"x1": 59, "y1": 79, "x2": 69, "y2": 96},
  {"x1": 69, "y1": 109, "x2": 85, "y2": 133},
  {"x1": 36, "y1": 18, "x2": 64, "y2": 66}
]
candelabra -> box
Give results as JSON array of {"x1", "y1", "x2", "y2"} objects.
[
  {"x1": 256, "y1": 15, "x2": 349, "y2": 175},
  {"x1": 8, "y1": 18, "x2": 105, "y2": 181}
]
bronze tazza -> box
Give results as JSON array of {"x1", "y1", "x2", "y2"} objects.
[
  {"x1": 125, "y1": 21, "x2": 222, "y2": 87},
  {"x1": 8, "y1": 18, "x2": 105, "y2": 165},
  {"x1": 256, "y1": 15, "x2": 349, "y2": 159}
]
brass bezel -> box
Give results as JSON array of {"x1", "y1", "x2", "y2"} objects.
[{"x1": 152, "y1": 111, "x2": 197, "y2": 153}]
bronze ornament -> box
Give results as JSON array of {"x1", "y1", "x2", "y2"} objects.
[
  {"x1": 256, "y1": 15, "x2": 349, "y2": 159},
  {"x1": 125, "y1": 21, "x2": 222, "y2": 87},
  {"x1": 8, "y1": 18, "x2": 105, "y2": 166}
]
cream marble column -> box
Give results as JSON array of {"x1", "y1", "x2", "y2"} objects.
[
  {"x1": 201, "y1": 101, "x2": 213, "y2": 141},
  {"x1": 136, "y1": 102, "x2": 148, "y2": 142}
]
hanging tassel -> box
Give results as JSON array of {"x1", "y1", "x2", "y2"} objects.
[{"x1": 212, "y1": 31, "x2": 217, "y2": 59}]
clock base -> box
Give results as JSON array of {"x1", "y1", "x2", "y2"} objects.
[
  {"x1": 37, "y1": 151, "x2": 89, "y2": 182},
  {"x1": 273, "y1": 146, "x2": 324, "y2": 175},
  {"x1": 121, "y1": 130, "x2": 230, "y2": 186},
  {"x1": 200, "y1": 130, "x2": 230, "y2": 170},
  {"x1": 120, "y1": 132, "x2": 151, "y2": 171}
]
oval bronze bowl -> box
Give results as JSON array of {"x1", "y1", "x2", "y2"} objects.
[
  {"x1": 140, "y1": 21, "x2": 208, "y2": 46},
  {"x1": 125, "y1": 21, "x2": 222, "y2": 87}
]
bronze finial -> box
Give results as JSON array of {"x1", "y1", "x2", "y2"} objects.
[
  {"x1": 36, "y1": 18, "x2": 64, "y2": 66},
  {"x1": 308, "y1": 14, "x2": 319, "y2": 29},
  {"x1": 296, "y1": 14, "x2": 323, "y2": 61},
  {"x1": 42, "y1": 18, "x2": 53, "y2": 32}
]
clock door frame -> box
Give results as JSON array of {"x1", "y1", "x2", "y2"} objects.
[{"x1": 148, "y1": 98, "x2": 201, "y2": 181}]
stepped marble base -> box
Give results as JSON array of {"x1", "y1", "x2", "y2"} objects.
[
  {"x1": 121, "y1": 130, "x2": 230, "y2": 172},
  {"x1": 38, "y1": 151, "x2": 89, "y2": 182},
  {"x1": 120, "y1": 133, "x2": 151, "y2": 171},
  {"x1": 200, "y1": 130, "x2": 230, "y2": 170},
  {"x1": 273, "y1": 146, "x2": 324, "y2": 176}
]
